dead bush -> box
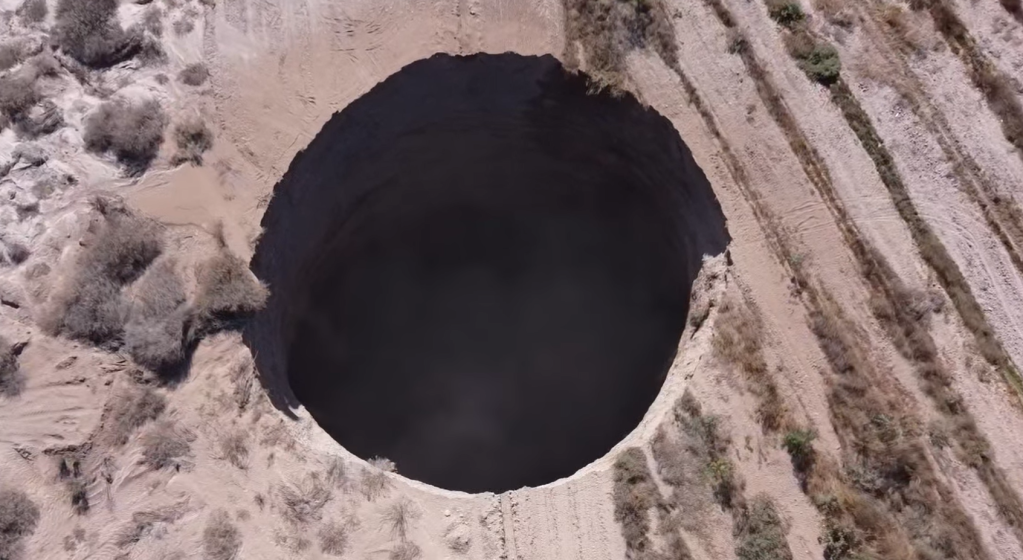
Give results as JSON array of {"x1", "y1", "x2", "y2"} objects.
[
  {"x1": 734, "y1": 496, "x2": 793, "y2": 560},
  {"x1": 173, "y1": 118, "x2": 213, "y2": 165},
  {"x1": 318, "y1": 521, "x2": 348, "y2": 556},
  {"x1": 103, "y1": 386, "x2": 167, "y2": 446},
  {"x1": 563, "y1": 0, "x2": 678, "y2": 91},
  {"x1": 140, "y1": 420, "x2": 191, "y2": 469},
  {"x1": 191, "y1": 250, "x2": 267, "y2": 337},
  {"x1": 0, "y1": 488, "x2": 41, "y2": 560},
  {"x1": 84, "y1": 98, "x2": 167, "y2": 174},
  {"x1": 278, "y1": 476, "x2": 332, "y2": 525},
  {"x1": 55, "y1": 0, "x2": 142, "y2": 67},
  {"x1": 612, "y1": 447, "x2": 661, "y2": 556},
  {"x1": 383, "y1": 498, "x2": 420, "y2": 540},
  {"x1": 17, "y1": 0, "x2": 48, "y2": 23},
  {"x1": 202, "y1": 510, "x2": 241, "y2": 560},
  {"x1": 124, "y1": 259, "x2": 191, "y2": 374},
  {"x1": 0, "y1": 335, "x2": 24, "y2": 397},
  {"x1": 42, "y1": 201, "x2": 163, "y2": 346},
  {"x1": 179, "y1": 62, "x2": 209, "y2": 86},
  {"x1": 219, "y1": 431, "x2": 249, "y2": 469}
]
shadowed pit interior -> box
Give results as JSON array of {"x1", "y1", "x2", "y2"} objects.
[{"x1": 246, "y1": 53, "x2": 729, "y2": 493}]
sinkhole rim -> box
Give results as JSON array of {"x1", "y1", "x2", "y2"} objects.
[{"x1": 244, "y1": 52, "x2": 730, "y2": 495}]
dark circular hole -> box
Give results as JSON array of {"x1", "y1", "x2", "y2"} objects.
[{"x1": 247, "y1": 53, "x2": 729, "y2": 493}]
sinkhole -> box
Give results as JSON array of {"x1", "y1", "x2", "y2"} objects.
[{"x1": 246, "y1": 53, "x2": 729, "y2": 493}]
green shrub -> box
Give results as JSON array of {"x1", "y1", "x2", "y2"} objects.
[
  {"x1": 798, "y1": 44, "x2": 841, "y2": 85},
  {"x1": 782, "y1": 428, "x2": 816, "y2": 474},
  {"x1": 735, "y1": 496, "x2": 793, "y2": 560},
  {"x1": 768, "y1": 1, "x2": 805, "y2": 27}
]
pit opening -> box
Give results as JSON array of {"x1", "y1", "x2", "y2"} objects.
[{"x1": 247, "y1": 53, "x2": 729, "y2": 493}]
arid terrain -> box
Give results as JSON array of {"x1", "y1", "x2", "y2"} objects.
[{"x1": 2, "y1": 0, "x2": 1023, "y2": 559}]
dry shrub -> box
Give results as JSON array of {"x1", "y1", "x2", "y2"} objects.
[
  {"x1": 278, "y1": 476, "x2": 332, "y2": 525},
  {"x1": 0, "y1": 488, "x2": 40, "y2": 560},
  {"x1": 318, "y1": 520, "x2": 348, "y2": 556},
  {"x1": 203, "y1": 510, "x2": 241, "y2": 560},
  {"x1": 219, "y1": 431, "x2": 249, "y2": 469},
  {"x1": 563, "y1": 0, "x2": 678, "y2": 91},
  {"x1": 124, "y1": 259, "x2": 190, "y2": 374},
  {"x1": 813, "y1": 0, "x2": 855, "y2": 28},
  {"x1": 325, "y1": 457, "x2": 348, "y2": 490},
  {"x1": 173, "y1": 18, "x2": 195, "y2": 35},
  {"x1": 142, "y1": 6, "x2": 164, "y2": 36},
  {"x1": 191, "y1": 249, "x2": 267, "y2": 337},
  {"x1": 55, "y1": 0, "x2": 142, "y2": 67},
  {"x1": 0, "y1": 237, "x2": 30, "y2": 265},
  {"x1": 361, "y1": 456, "x2": 395, "y2": 500},
  {"x1": 0, "y1": 43, "x2": 25, "y2": 72},
  {"x1": 84, "y1": 98, "x2": 167, "y2": 174},
  {"x1": 179, "y1": 62, "x2": 209, "y2": 86},
  {"x1": 383, "y1": 498, "x2": 420, "y2": 540},
  {"x1": 389, "y1": 542, "x2": 422, "y2": 560},
  {"x1": 140, "y1": 420, "x2": 191, "y2": 469},
  {"x1": 734, "y1": 496, "x2": 792, "y2": 560},
  {"x1": 15, "y1": 98, "x2": 65, "y2": 139},
  {"x1": 655, "y1": 393, "x2": 738, "y2": 509},
  {"x1": 17, "y1": 0, "x2": 48, "y2": 23},
  {"x1": 611, "y1": 447, "x2": 661, "y2": 556},
  {"x1": 0, "y1": 335, "x2": 24, "y2": 397},
  {"x1": 173, "y1": 118, "x2": 213, "y2": 165},
  {"x1": 0, "y1": 73, "x2": 38, "y2": 121},
  {"x1": 42, "y1": 200, "x2": 163, "y2": 346},
  {"x1": 713, "y1": 297, "x2": 786, "y2": 431},
  {"x1": 103, "y1": 386, "x2": 167, "y2": 446}
]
